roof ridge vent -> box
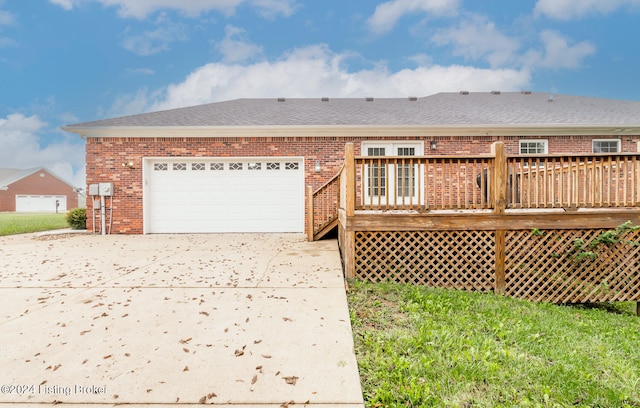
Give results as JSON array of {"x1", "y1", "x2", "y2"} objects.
[
  {"x1": 459, "y1": 91, "x2": 469, "y2": 95},
  {"x1": 277, "y1": 97, "x2": 285, "y2": 102},
  {"x1": 365, "y1": 96, "x2": 374, "y2": 101},
  {"x1": 490, "y1": 90, "x2": 501, "y2": 95},
  {"x1": 321, "y1": 97, "x2": 329, "y2": 102},
  {"x1": 408, "y1": 96, "x2": 417, "y2": 101}
]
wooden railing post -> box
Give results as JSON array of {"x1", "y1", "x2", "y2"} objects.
[
  {"x1": 492, "y1": 141, "x2": 507, "y2": 214},
  {"x1": 345, "y1": 143, "x2": 356, "y2": 217},
  {"x1": 491, "y1": 142, "x2": 507, "y2": 294},
  {"x1": 344, "y1": 143, "x2": 356, "y2": 279},
  {"x1": 306, "y1": 185, "x2": 314, "y2": 242}
]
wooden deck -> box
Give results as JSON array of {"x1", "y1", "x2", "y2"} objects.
[{"x1": 309, "y1": 142, "x2": 640, "y2": 313}]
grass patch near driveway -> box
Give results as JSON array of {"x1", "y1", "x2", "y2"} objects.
[
  {"x1": 347, "y1": 281, "x2": 640, "y2": 408},
  {"x1": 0, "y1": 212, "x2": 68, "y2": 236}
]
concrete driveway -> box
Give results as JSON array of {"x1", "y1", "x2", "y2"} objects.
[{"x1": 0, "y1": 232, "x2": 364, "y2": 407}]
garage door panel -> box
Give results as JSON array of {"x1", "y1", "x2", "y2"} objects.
[
  {"x1": 16, "y1": 195, "x2": 67, "y2": 213},
  {"x1": 146, "y1": 158, "x2": 304, "y2": 233}
]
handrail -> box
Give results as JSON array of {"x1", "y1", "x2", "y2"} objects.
[
  {"x1": 308, "y1": 168, "x2": 342, "y2": 241},
  {"x1": 309, "y1": 147, "x2": 640, "y2": 240},
  {"x1": 314, "y1": 164, "x2": 343, "y2": 195},
  {"x1": 354, "y1": 155, "x2": 494, "y2": 211},
  {"x1": 349, "y1": 150, "x2": 640, "y2": 211},
  {"x1": 507, "y1": 154, "x2": 640, "y2": 209}
]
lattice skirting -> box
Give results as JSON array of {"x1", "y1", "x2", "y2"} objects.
[
  {"x1": 352, "y1": 229, "x2": 640, "y2": 303},
  {"x1": 506, "y1": 229, "x2": 640, "y2": 303},
  {"x1": 354, "y1": 231, "x2": 496, "y2": 291}
]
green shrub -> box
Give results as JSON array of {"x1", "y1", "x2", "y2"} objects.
[{"x1": 66, "y1": 208, "x2": 87, "y2": 230}]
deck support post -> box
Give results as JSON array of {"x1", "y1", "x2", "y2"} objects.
[
  {"x1": 492, "y1": 142, "x2": 507, "y2": 294},
  {"x1": 344, "y1": 143, "x2": 356, "y2": 279},
  {"x1": 306, "y1": 185, "x2": 314, "y2": 242},
  {"x1": 492, "y1": 141, "x2": 507, "y2": 215}
]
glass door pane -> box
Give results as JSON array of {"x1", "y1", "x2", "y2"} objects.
[
  {"x1": 396, "y1": 147, "x2": 415, "y2": 197},
  {"x1": 367, "y1": 147, "x2": 386, "y2": 197}
]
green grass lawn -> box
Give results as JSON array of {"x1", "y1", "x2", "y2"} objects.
[
  {"x1": 348, "y1": 281, "x2": 640, "y2": 408},
  {"x1": 0, "y1": 212, "x2": 69, "y2": 236}
]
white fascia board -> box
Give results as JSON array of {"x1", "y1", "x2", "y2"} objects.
[{"x1": 61, "y1": 124, "x2": 640, "y2": 138}]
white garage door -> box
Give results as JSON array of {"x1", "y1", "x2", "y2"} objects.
[
  {"x1": 16, "y1": 195, "x2": 67, "y2": 213},
  {"x1": 145, "y1": 158, "x2": 305, "y2": 233}
]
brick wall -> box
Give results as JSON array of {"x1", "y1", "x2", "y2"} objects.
[{"x1": 85, "y1": 134, "x2": 639, "y2": 234}]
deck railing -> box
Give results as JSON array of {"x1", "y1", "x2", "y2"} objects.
[
  {"x1": 309, "y1": 143, "x2": 640, "y2": 239},
  {"x1": 349, "y1": 145, "x2": 640, "y2": 212},
  {"x1": 307, "y1": 169, "x2": 341, "y2": 241},
  {"x1": 355, "y1": 156, "x2": 495, "y2": 211},
  {"x1": 507, "y1": 154, "x2": 640, "y2": 209}
]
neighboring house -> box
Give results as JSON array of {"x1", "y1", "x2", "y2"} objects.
[
  {"x1": 0, "y1": 167, "x2": 79, "y2": 213},
  {"x1": 62, "y1": 91, "x2": 640, "y2": 234}
]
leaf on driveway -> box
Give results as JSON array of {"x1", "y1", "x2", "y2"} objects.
[
  {"x1": 283, "y1": 376, "x2": 299, "y2": 385},
  {"x1": 251, "y1": 374, "x2": 258, "y2": 385},
  {"x1": 282, "y1": 317, "x2": 293, "y2": 322},
  {"x1": 234, "y1": 349, "x2": 244, "y2": 357}
]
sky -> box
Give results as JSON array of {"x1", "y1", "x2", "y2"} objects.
[{"x1": 1, "y1": 0, "x2": 640, "y2": 190}]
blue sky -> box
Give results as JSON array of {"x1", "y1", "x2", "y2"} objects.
[{"x1": 1, "y1": 0, "x2": 640, "y2": 189}]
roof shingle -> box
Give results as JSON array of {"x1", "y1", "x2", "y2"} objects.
[{"x1": 64, "y1": 92, "x2": 640, "y2": 129}]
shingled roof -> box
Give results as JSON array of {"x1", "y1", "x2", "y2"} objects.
[
  {"x1": 0, "y1": 167, "x2": 77, "y2": 190},
  {"x1": 63, "y1": 92, "x2": 640, "y2": 136}
]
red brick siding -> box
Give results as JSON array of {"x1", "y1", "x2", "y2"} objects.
[
  {"x1": 0, "y1": 171, "x2": 78, "y2": 212},
  {"x1": 85, "y1": 135, "x2": 639, "y2": 234}
]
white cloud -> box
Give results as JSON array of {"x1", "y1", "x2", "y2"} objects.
[
  {"x1": 0, "y1": 8, "x2": 16, "y2": 47},
  {"x1": 139, "y1": 44, "x2": 529, "y2": 111},
  {"x1": 429, "y1": 17, "x2": 594, "y2": 71},
  {"x1": 534, "y1": 0, "x2": 640, "y2": 20},
  {"x1": 248, "y1": 0, "x2": 297, "y2": 19},
  {"x1": 0, "y1": 36, "x2": 16, "y2": 47},
  {"x1": 367, "y1": 0, "x2": 459, "y2": 34},
  {"x1": 101, "y1": 0, "x2": 241, "y2": 18},
  {"x1": 408, "y1": 53, "x2": 433, "y2": 66},
  {"x1": 106, "y1": 88, "x2": 154, "y2": 117},
  {"x1": 122, "y1": 13, "x2": 187, "y2": 55},
  {"x1": 214, "y1": 25, "x2": 263, "y2": 63},
  {"x1": 0, "y1": 9, "x2": 15, "y2": 26},
  {"x1": 127, "y1": 67, "x2": 156, "y2": 75},
  {"x1": 48, "y1": 0, "x2": 74, "y2": 11},
  {"x1": 0, "y1": 113, "x2": 85, "y2": 189},
  {"x1": 523, "y1": 30, "x2": 595, "y2": 69},
  {"x1": 431, "y1": 15, "x2": 520, "y2": 68},
  {"x1": 49, "y1": 0, "x2": 297, "y2": 19}
]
